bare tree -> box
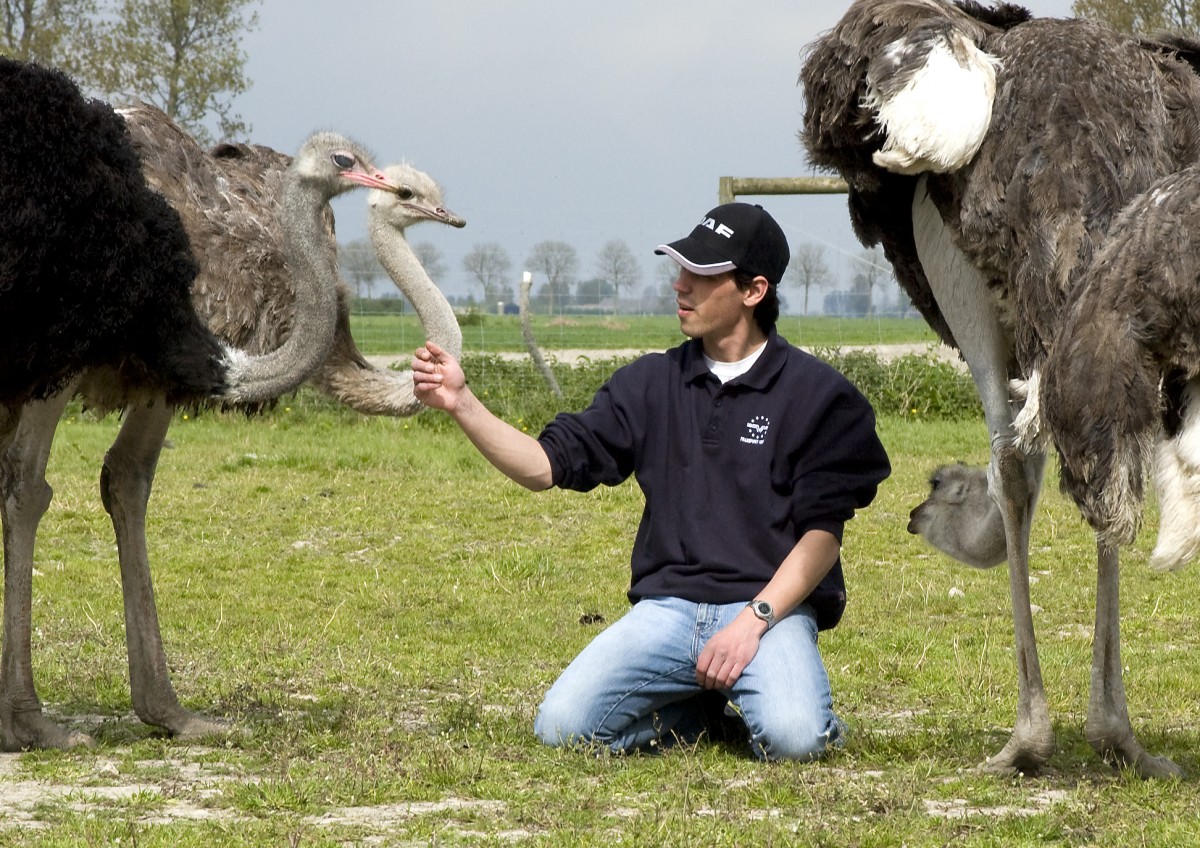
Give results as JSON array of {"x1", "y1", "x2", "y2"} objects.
[
  {"x1": 96, "y1": 0, "x2": 260, "y2": 143},
  {"x1": 462, "y1": 242, "x2": 513, "y2": 307},
  {"x1": 526, "y1": 240, "x2": 577, "y2": 315},
  {"x1": 786, "y1": 243, "x2": 831, "y2": 316},
  {"x1": 340, "y1": 239, "x2": 384, "y2": 300},
  {"x1": 657, "y1": 257, "x2": 679, "y2": 287},
  {"x1": 850, "y1": 245, "x2": 891, "y2": 316},
  {"x1": 653, "y1": 257, "x2": 680, "y2": 314},
  {"x1": 575, "y1": 277, "x2": 613, "y2": 307},
  {"x1": 594, "y1": 240, "x2": 641, "y2": 313},
  {"x1": 413, "y1": 241, "x2": 448, "y2": 287}
]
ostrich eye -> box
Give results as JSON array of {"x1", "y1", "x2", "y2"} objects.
[
  {"x1": 331, "y1": 152, "x2": 356, "y2": 170},
  {"x1": 397, "y1": 185, "x2": 415, "y2": 201}
]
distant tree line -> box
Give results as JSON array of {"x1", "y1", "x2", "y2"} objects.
[{"x1": 344, "y1": 231, "x2": 918, "y2": 318}]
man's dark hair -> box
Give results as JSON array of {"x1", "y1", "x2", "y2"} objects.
[{"x1": 734, "y1": 268, "x2": 779, "y2": 335}]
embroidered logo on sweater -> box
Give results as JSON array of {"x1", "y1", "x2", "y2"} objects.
[{"x1": 740, "y1": 415, "x2": 770, "y2": 445}]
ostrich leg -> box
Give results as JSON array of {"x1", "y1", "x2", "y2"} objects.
[
  {"x1": 0, "y1": 391, "x2": 93, "y2": 750},
  {"x1": 985, "y1": 441, "x2": 1053, "y2": 772},
  {"x1": 1087, "y1": 541, "x2": 1182, "y2": 777},
  {"x1": 913, "y1": 178, "x2": 1054, "y2": 771},
  {"x1": 101, "y1": 402, "x2": 227, "y2": 739}
]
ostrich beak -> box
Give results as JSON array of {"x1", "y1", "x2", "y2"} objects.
[
  {"x1": 403, "y1": 201, "x2": 466, "y2": 228},
  {"x1": 341, "y1": 169, "x2": 402, "y2": 191}
]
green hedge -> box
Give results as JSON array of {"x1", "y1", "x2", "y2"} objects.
[
  {"x1": 161, "y1": 347, "x2": 980, "y2": 432},
  {"x1": 812, "y1": 347, "x2": 980, "y2": 421},
  {"x1": 426, "y1": 349, "x2": 980, "y2": 432}
]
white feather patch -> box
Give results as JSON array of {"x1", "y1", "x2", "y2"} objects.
[
  {"x1": 1012, "y1": 372, "x2": 1045, "y2": 453},
  {"x1": 1151, "y1": 381, "x2": 1200, "y2": 570},
  {"x1": 866, "y1": 33, "x2": 999, "y2": 174},
  {"x1": 216, "y1": 345, "x2": 255, "y2": 404}
]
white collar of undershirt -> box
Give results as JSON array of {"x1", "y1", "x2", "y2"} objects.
[{"x1": 704, "y1": 342, "x2": 766, "y2": 384}]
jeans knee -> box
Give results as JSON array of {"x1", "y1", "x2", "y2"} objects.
[
  {"x1": 750, "y1": 714, "x2": 842, "y2": 762},
  {"x1": 534, "y1": 692, "x2": 590, "y2": 748}
]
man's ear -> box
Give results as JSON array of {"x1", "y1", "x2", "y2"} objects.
[{"x1": 743, "y1": 275, "x2": 770, "y2": 307}]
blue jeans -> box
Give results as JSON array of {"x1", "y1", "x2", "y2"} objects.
[{"x1": 534, "y1": 596, "x2": 841, "y2": 761}]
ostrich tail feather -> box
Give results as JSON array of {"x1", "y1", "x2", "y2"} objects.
[{"x1": 1042, "y1": 328, "x2": 1159, "y2": 547}]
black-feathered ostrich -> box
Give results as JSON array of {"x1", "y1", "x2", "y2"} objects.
[
  {"x1": 0, "y1": 60, "x2": 405, "y2": 750},
  {"x1": 802, "y1": 0, "x2": 1200, "y2": 777}
]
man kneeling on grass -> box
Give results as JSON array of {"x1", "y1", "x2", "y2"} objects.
[{"x1": 412, "y1": 203, "x2": 890, "y2": 761}]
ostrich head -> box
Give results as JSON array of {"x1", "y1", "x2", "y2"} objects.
[
  {"x1": 364, "y1": 162, "x2": 465, "y2": 366},
  {"x1": 367, "y1": 163, "x2": 466, "y2": 230},
  {"x1": 219, "y1": 132, "x2": 404, "y2": 406},
  {"x1": 291, "y1": 132, "x2": 401, "y2": 196},
  {"x1": 908, "y1": 463, "x2": 1007, "y2": 569}
]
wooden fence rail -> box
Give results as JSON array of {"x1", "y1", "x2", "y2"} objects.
[{"x1": 717, "y1": 176, "x2": 847, "y2": 204}]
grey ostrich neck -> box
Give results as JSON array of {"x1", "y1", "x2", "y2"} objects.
[
  {"x1": 221, "y1": 168, "x2": 340, "y2": 403},
  {"x1": 369, "y1": 213, "x2": 461, "y2": 359},
  {"x1": 361, "y1": 210, "x2": 462, "y2": 413}
]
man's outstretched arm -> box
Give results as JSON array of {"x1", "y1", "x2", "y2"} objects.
[{"x1": 413, "y1": 340, "x2": 554, "y2": 491}]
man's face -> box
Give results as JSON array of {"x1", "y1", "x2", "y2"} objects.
[{"x1": 672, "y1": 268, "x2": 747, "y2": 341}]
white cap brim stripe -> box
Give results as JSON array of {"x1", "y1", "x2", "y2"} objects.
[{"x1": 654, "y1": 244, "x2": 737, "y2": 276}]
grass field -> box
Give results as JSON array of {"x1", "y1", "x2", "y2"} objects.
[
  {"x1": 4, "y1": 370, "x2": 1200, "y2": 845},
  {"x1": 348, "y1": 312, "x2": 941, "y2": 355}
]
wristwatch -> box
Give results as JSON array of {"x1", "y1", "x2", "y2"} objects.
[{"x1": 747, "y1": 599, "x2": 775, "y2": 629}]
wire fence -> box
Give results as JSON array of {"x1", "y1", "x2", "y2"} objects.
[{"x1": 347, "y1": 308, "x2": 940, "y2": 359}]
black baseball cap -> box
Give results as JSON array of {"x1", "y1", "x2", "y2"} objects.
[{"x1": 655, "y1": 202, "x2": 790, "y2": 286}]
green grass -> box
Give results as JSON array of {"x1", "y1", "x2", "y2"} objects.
[
  {"x1": 348, "y1": 312, "x2": 940, "y2": 355},
  {"x1": 6, "y1": 386, "x2": 1200, "y2": 845}
]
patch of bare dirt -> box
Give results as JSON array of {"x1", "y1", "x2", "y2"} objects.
[{"x1": 0, "y1": 749, "x2": 520, "y2": 837}]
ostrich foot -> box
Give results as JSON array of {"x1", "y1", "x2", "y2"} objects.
[
  {"x1": 1088, "y1": 725, "x2": 1184, "y2": 779},
  {"x1": 979, "y1": 727, "x2": 1055, "y2": 775},
  {"x1": 140, "y1": 705, "x2": 231, "y2": 742},
  {"x1": 169, "y1": 712, "x2": 232, "y2": 742},
  {"x1": 1, "y1": 707, "x2": 95, "y2": 752},
  {"x1": 1123, "y1": 750, "x2": 1185, "y2": 780}
]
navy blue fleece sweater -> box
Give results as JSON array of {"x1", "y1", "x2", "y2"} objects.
[{"x1": 537, "y1": 330, "x2": 891, "y2": 630}]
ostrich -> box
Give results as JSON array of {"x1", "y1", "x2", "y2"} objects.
[
  {"x1": 312, "y1": 162, "x2": 467, "y2": 415},
  {"x1": 801, "y1": 0, "x2": 1200, "y2": 777},
  {"x1": 1036, "y1": 162, "x2": 1200, "y2": 573},
  {"x1": 908, "y1": 464, "x2": 1006, "y2": 568},
  {"x1": 0, "y1": 57, "x2": 224, "y2": 414},
  {"x1": 0, "y1": 72, "x2": 405, "y2": 749},
  {"x1": 3, "y1": 117, "x2": 462, "y2": 750}
]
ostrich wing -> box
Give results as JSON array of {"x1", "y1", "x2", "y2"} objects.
[
  {"x1": 123, "y1": 103, "x2": 465, "y2": 418},
  {"x1": 121, "y1": 103, "x2": 302, "y2": 355},
  {"x1": 800, "y1": 0, "x2": 1027, "y2": 350},
  {"x1": 948, "y1": 18, "x2": 1200, "y2": 371}
]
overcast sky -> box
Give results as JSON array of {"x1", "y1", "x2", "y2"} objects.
[{"x1": 232, "y1": 0, "x2": 1076, "y2": 300}]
